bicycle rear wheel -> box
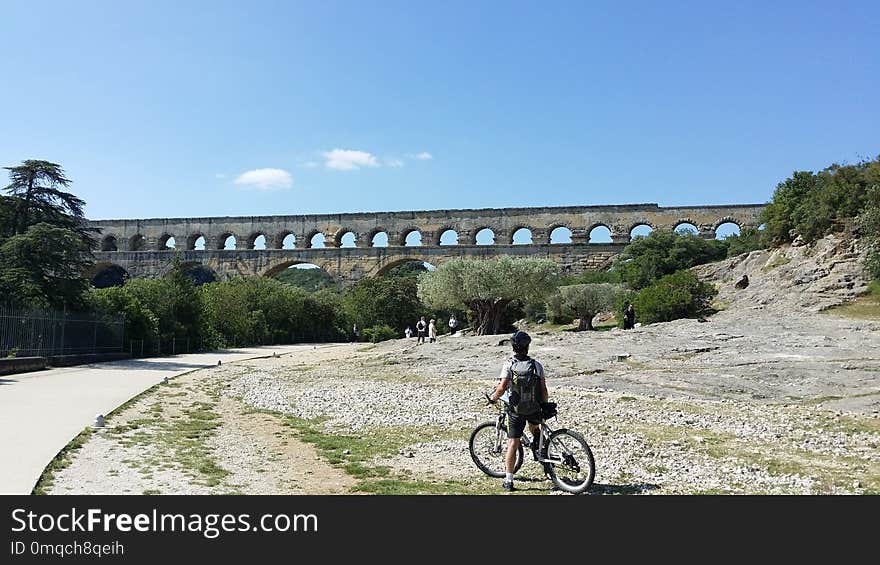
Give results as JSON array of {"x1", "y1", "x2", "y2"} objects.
[
  {"x1": 545, "y1": 428, "x2": 595, "y2": 494},
  {"x1": 468, "y1": 422, "x2": 524, "y2": 478}
]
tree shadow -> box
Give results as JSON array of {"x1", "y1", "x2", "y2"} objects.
[
  {"x1": 497, "y1": 477, "x2": 661, "y2": 495},
  {"x1": 91, "y1": 360, "x2": 218, "y2": 372},
  {"x1": 589, "y1": 482, "x2": 661, "y2": 495}
]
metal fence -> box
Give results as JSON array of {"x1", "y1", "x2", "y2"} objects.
[{"x1": 0, "y1": 305, "x2": 125, "y2": 358}]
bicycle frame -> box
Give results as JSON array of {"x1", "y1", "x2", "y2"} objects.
[{"x1": 490, "y1": 400, "x2": 559, "y2": 465}]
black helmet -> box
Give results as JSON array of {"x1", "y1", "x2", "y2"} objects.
[{"x1": 511, "y1": 331, "x2": 531, "y2": 354}]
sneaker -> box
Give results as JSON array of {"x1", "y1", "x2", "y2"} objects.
[{"x1": 502, "y1": 480, "x2": 515, "y2": 492}]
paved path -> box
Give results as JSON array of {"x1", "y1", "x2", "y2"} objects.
[{"x1": 0, "y1": 345, "x2": 339, "y2": 495}]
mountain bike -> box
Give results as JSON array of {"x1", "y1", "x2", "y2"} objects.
[{"x1": 468, "y1": 392, "x2": 595, "y2": 494}]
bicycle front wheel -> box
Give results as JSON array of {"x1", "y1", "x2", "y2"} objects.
[
  {"x1": 545, "y1": 428, "x2": 595, "y2": 494},
  {"x1": 469, "y1": 422, "x2": 523, "y2": 478}
]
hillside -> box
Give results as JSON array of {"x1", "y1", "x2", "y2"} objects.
[{"x1": 693, "y1": 232, "x2": 872, "y2": 314}]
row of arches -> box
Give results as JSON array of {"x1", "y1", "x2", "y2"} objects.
[
  {"x1": 90, "y1": 258, "x2": 441, "y2": 290},
  {"x1": 99, "y1": 222, "x2": 747, "y2": 252}
]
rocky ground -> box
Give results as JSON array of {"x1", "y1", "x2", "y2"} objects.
[{"x1": 46, "y1": 234, "x2": 880, "y2": 495}]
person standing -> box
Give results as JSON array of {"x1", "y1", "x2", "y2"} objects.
[
  {"x1": 487, "y1": 331, "x2": 549, "y2": 492},
  {"x1": 405, "y1": 326, "x2": 413, "y2": 339},
  {"x1": 448, "y1": 314, "x2": 459, "y2": 335},
  {"x1": 428, "y1": 319, "x2": 437, "y2": 343},
  {"x1": 352, "y1": 324, "x2": 361, "y2": 342},
  {"x1": 623, "y1": 304, "x2": 635, "y2": 330},
  {"x1": 415, "y1": 317, "x2": 427, "y2": 344}
]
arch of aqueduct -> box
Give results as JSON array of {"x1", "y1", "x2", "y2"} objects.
[{"x1": 89, "y1": 203, "x2": 765, "y2": 285}]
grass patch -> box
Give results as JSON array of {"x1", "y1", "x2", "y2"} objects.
[
  {"x1": 801, "y1": 396, "x2": 845, "y2": 406},
  {"x1": 32, "y1": 428, "x2": 94, "y2": 495},
  {"x1": 354, "y1": 478, "x2": 487, "y2": 495},
  {"x1": 622, "y1": 358, "x2": 654, "y2": 371},
  {"x1": 142, "y1": 489, "x2": 161, "y2": 495},
  {"x1": 280, "y1": 415, "x2": 479, "y2": 493},
  {"x1": 820, "y1": 413, "x2": 880, "y2": 435},
  {"x1": 617, "y1": 396, "x2": 637, "y2": 403},
  {"x1": 688, "y1": 429, "x2": 880, "y2": 494},
  {"x1": 665, "y1": 351, "x2": 700, "y2": 361},
  {"x1": 823, "y1": 293, "x2": 880, "y2": 320},
  {"x1": 761, "y1": 254, "x2": 791, "y2": 272}
]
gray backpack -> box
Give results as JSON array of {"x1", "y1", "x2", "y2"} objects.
[{"x1": 508, "y1": 357, "x2": 540, "y2": 416}]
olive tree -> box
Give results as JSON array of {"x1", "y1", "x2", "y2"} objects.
[
  {"x1": 417, "y1": 256, "x2": 558, "y2": 335},
  {"x1": 557, "y1": 283, "x2": 624, "y2": 330}
]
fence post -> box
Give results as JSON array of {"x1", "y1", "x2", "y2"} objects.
[{"x1": 59, "y1": 306, "x2": 66, "y2": 357}]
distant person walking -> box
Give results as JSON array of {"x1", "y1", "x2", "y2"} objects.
[
  {"x1": 428, "y1": 319, "x2": 437, "y2": 343},
  {"x1": 623, "y1": 304, "x2": 635, "y2": 330},
  {"x1": 416, "y1": 317, "x2": 427, "y2": 344},
  {"x1": 352, "y1": 324, "x2": 361, "y2": 342},
  {"x1": 405, "y1": 326, "x2": 413, "y2": 339},
  {"x1": 448, "y1": 314, "x2": 459, "y2": 335}
]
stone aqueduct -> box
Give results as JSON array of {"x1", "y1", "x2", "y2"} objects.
[{"x1": 89, "y1": 203, "x2": 766, "y2": 285}]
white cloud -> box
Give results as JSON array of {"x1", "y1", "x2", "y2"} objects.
[
  {"x1": 408, "y1": 152, "x2": 433, "y2": 160},
  {"x1": 322, "y1": 149, "x2": 379, "y2": 170},
  {"x1": 386, "y1": 158, "x2": 405, "y2": 168},
  {"x1": 233, "y1": 168, "x2": 293, "y2": 191}
]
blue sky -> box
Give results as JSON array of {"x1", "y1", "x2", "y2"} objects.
[{"x1": 2, "y1": 0, "x2": 878, "y2": 222}]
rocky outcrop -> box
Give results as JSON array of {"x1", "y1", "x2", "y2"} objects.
[{"x1": 693, "y1": 234, "x2": 871, "y2": 313}]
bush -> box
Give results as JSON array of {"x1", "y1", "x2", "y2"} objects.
[
  {"x1": 725, "y1": 227, "x2": 768, "y2": 258},
  {"x1": 613, "y1": 231, "x2": 728, "y2": 290},
  {"x1": 362, "y1": 324, "x2": 398, "y2": 343},
  {"x1": 867, "y1": 248, "x2": 880, "y2": 282},
  {"x1": 631, "y1": 270, "x2": 717, "y2": 325}
]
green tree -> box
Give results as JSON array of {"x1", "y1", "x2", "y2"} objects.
[
  {"x1": 630, "y1": 270, "x2": 717, "y2": 324},
  {"x1": 342, "y1": 276, "x2": 425, "y2": 333},
  {"x1": 613, "y1": 231, "x2": 728, "y2": 290},
  {"x1": 122, "y1": 257, "x2": 204, "y2": 352},
  {"x1": 0, "y1": 161, "x2": 97, "y2": 309},
  {"x1": 2, "y1": 160, "x2": 93, "y2": 242},
  {"x1": 761, "y1": 156, "x2": 880, "y2": 245},
  {"x1": 0, "y1": 223, "x2": 94, "y2": 309},
  {"x1": 556, "y1": 283, "x2": 624, "y2": 330},
  {"x1": 725, "y1": 227, "x2": 767, "y2": 258},
  {"x1": 417, "y1": 257, "x2": 558, "y2": 335},
  {"x1": 273, "y1": 266, "x2": 337, "y2": 291},
  {"x1": 859, "y1": 185, "x2": 880, "y2": 280},
  {"x1": 87, "y1": 286, "x2": 160, "y2": 353},
  {"x1": 761, "y1": 171, "x2": 819, "y2": 244}
]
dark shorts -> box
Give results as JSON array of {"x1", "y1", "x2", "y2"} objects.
[{"x1": 506, "y1": 411, "x2": 542, "y2": 439}]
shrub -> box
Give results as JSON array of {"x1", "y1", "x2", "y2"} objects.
[
  {"x1": 613, "y1": 231, "x2": 728, "y2": 290},
  {"x1": 725, "y1": 227, "x2": 768, "y2": 257},
  {"x1": 631, "y1": 270, "x2": 717, "y2": 325},
  {"x1": 362, "y1": 324, "x2": 398, "y2": 343}
]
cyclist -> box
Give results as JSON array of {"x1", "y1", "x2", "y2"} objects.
[{"x1": 487, "y1": 330, "x2": 548, "y2": 492}]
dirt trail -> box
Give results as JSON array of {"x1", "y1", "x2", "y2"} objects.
[{"x1": 46, "y1": 358, "x2": 355, "y2": 495}]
